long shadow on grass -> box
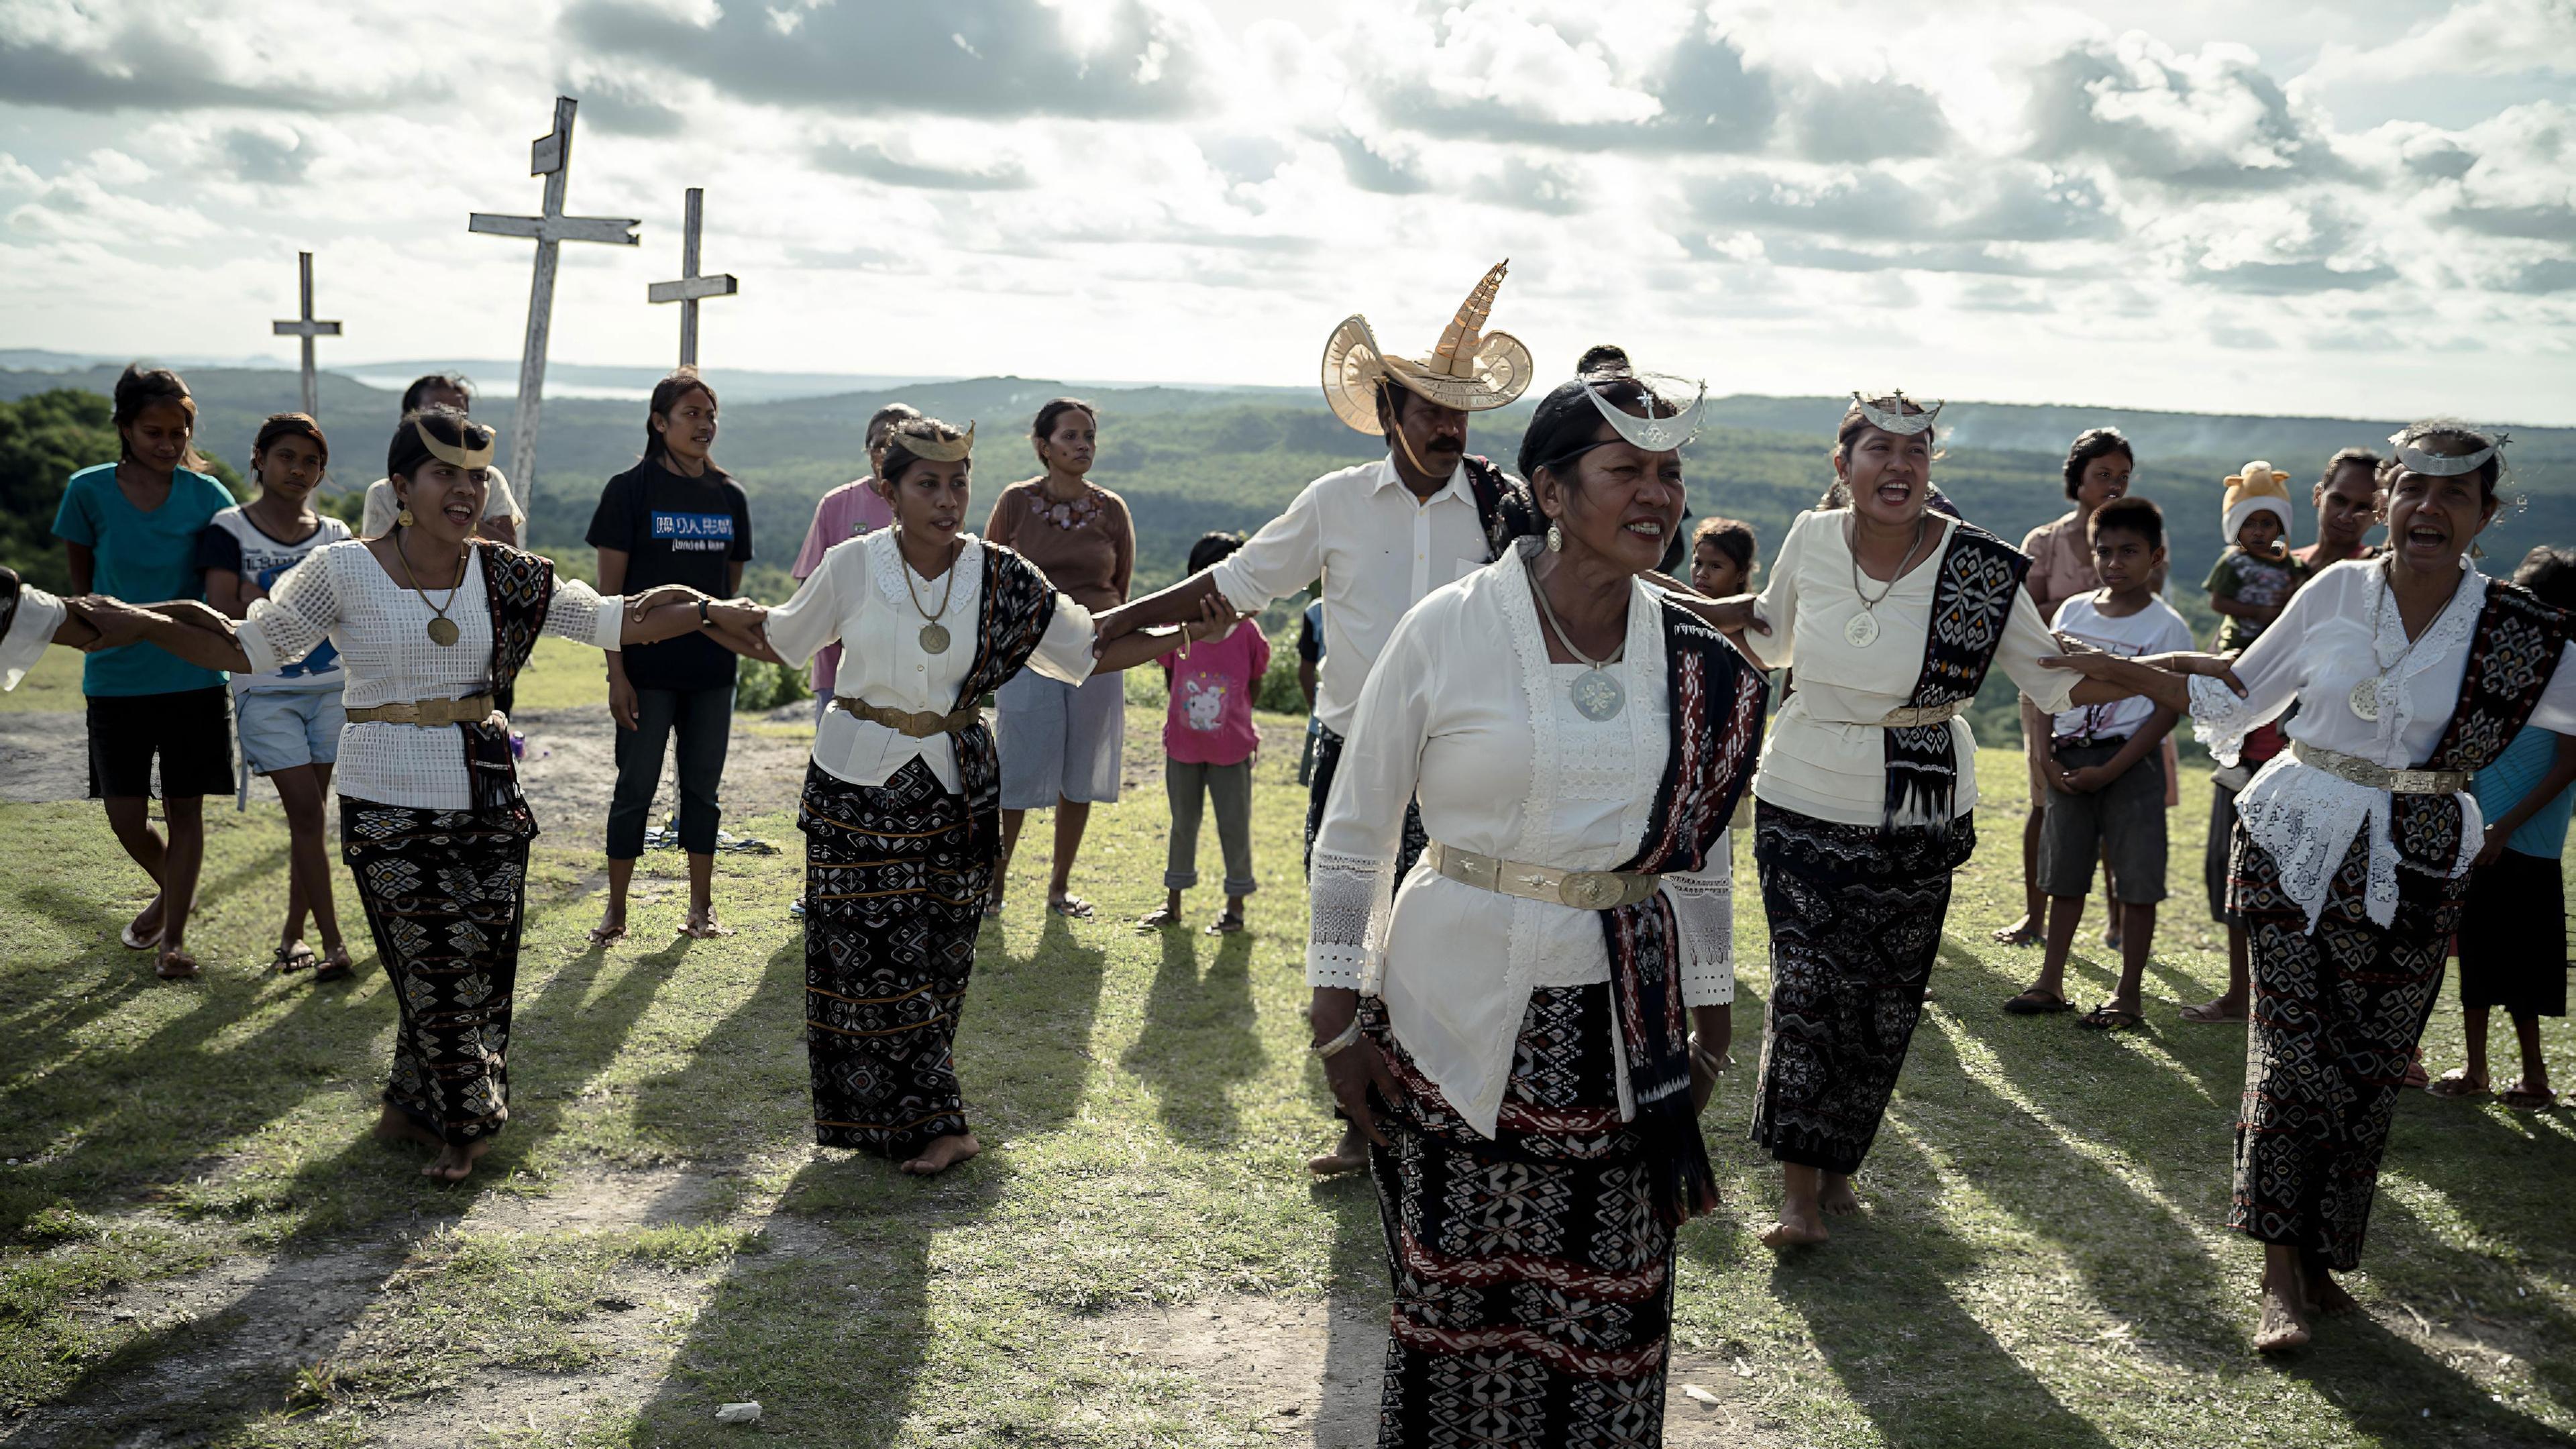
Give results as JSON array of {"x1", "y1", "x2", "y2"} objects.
[
  {"x1": 968, "y1": 912, "x2": 1110, "y2": 1142},
  {"x1": 627, "y1": 1154, "x2": 991, "y2": 1445},
  {"x1": 1120, "y1": 924, "x2": 1260, "y2": 1146},
  {"x1": 627, "y1": 936, "x2": 810, "y2": 1159}
]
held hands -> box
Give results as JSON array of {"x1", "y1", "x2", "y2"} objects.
[
  {"x1": 1179, "y1": 594, "x2": 1240, "y2": 643},
  {"x1": 66, "y1": 596, "x2": 167, "y2": 650},
  {"x1": 1674, "y1": 592, "x2": 1771, "y2": 637},
  {"x1": 625, "y1": 582, "x2": 710, "y2": 622},
  {"x1": 1090, "y1": 602, "x2": 1142, "y2": 653}
]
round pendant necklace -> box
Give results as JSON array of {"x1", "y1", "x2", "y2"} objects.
[
  {"x1": 899, "y1": 532, "x2": 962, "y2": 655},
  {"x1": 1527, "y1": 557, "x2": 1626, "y2": 722},
  {"x1": 394, "y1": 528, "x2": 469, "y2": 647},
  {"x1": 1844, "y1": 514, "x2": 1927, "y2": 649}
]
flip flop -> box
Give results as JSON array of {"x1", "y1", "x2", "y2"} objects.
[
  {"x1": 586, "y1": 924, "x2": 628, "y2": 945},
  {"x1": 120, "y1": 921, "x2": 162, "y2": 951},
  {"x1": 1205, "y1": 913, "x2": 1244, "y2": 936},
  {"x1": 2497, "y1": 1079, "x2": 2556, "y2": 1110},
  {"x1": 2002, "y1": 989, "x2": 2073, "y2": 1016},
  {"x1": 155, "y1": 949, "x2": 200, "y2": 981},
  {"x1": 677, "y1": 916, "x2": 735, "y2": 940},
  {"x1": 1990, "y1": 923, "x2": 2043, "y2": 947},
  {"x1": 1046, "y1": 896, "x2": 1095, "y2": 920},
  {"x1": 2078, "y1": 1004, "x2": 2143, "y2": 1031},
  {"x1": 270, "y1": 943, "x2": 317, "y2": 974},
  {"x1": 2425, "y1": 1067, "x2": 2489, "y2": 1099},
  {"x1": 2179, "y1": 1000, "x2": 2247, "y2": 1024}
]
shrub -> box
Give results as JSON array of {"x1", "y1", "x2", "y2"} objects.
[{"x1": 733, "y1": 656, "x2": 812, "y2": 712}]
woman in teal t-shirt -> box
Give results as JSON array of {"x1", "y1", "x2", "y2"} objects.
[{"x1": 50, "y1": 364, "x2": 236, "y2": 980}]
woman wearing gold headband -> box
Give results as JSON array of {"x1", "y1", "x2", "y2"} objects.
[
  {"x1": 645, "y1": 417, "x2": 1224, "y2": 1176},
  {"x1": 2042, "y1": 419, "x2": 2576, "y2": 1354},
  {"x1": 69, "y1": 407, "x2": 735, "y2": 1183}
]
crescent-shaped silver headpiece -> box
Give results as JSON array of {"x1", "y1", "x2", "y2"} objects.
[
  {"x1": 1586, "y1": 372, "x2": 1706, "y2": 453},
  {"x1": 2387, "y1": 428, "x2": 2505, "y2": 478},
  {"x1": 1854, "y1": 390, "x2": 1943, "y2": 436}
]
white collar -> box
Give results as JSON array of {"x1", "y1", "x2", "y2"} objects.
[{"x1": 1370, "y1": 455, "x2": 1472, "y2": 506}]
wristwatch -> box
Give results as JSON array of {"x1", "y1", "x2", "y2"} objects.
[{"x1": 697, "y1": 598, "x2": 712, "y2": 629}]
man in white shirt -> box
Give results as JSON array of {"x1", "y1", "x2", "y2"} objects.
[
  {"x1": 1093, "y1": 263, "x2": 1538, "y2": 1177},
  {"x1": 358, "y1": 374, "x2": 522, "y2": 543}
]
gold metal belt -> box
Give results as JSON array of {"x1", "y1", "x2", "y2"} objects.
[
  {"x1": 1427, "y1": 841, "x2": 1662, "y2": 911},
  {"x1": 345, "y1": 694, "x2": 496, "y2": 727},
  {"x1": 832, "y1": 696, "x2": 981, "y2": 739},
  {"x1": 2289, "y1": 741, "x2": 2468, "y2": 796},
  {"x1": 1880, "y1": 700, "x2": 1965, "y2": 729}
]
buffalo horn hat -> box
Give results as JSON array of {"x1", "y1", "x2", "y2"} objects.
[{"x1": 1321, "y1": 261, "x2": 1535, "y2": 437}]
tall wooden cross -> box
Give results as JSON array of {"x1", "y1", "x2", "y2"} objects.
[
  {"x1": 468, "y1": 95, "x2": 639, "y2": 518},
  {"x1": 270, "y1": 251, "x2": 340, "y2": 420},
  {"x1": 648, "y1": 188, "x2": 738, "y2": 367}
]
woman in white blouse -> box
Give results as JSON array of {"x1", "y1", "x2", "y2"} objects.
[
  {"x1": 1309, "y1": 360, "x2": 1765, "y2": 1445},
  {"x1": 665, "y1": 417, "x2": 1213, "y2": 1179},
  {"x1": 72, "y1": 408, "x2": 726, "y2": 1183},
  {"x1": 1725, "y1": 393, "x2": 2128, "y2": 1253},
  {"x1": 2045, "y1": 420, "x2": 2576, "y2": 1354}
]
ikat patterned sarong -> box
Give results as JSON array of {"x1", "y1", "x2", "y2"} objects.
[
  {"x1": 341, "y1": 796, "x2": 538, "y2": 1145},
  {"x1": 799, "y1": 758, "x2": 987, "y2": 1159},
  {"x1": 1750, "y1": 801, "x2": 1974, "y2": 1176},
  {"x1": 1366, "y1": 985, "x2": 1676, "y2": 1449},
  {"x1": 2228, "y1": 825, "x2": 2464, "y2": 1271}
]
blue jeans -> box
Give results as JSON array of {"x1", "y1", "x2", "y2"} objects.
[{"x1": 606, "y1": 686, "x2": 733, "y2": 859}]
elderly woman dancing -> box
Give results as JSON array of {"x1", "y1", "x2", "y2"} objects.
[
  {"x1": 68, "y1": 407, "x2": 725, "y2": 1182},
  {"x1": 2045, "y1": 420, "x2": 2576, "y2": 1354},
  {"x1": 1309, "y1": 354, "x2": 1766, "y2": 1445},
  {"x1": 1713, "y1": 392, "x2": 2138, "y2": 1249}
]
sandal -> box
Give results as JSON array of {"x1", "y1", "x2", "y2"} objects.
[
  {"x1": 677, "y1": 913, "x2": 735, "y2": 940},
  {"x1": 2002, "y1": 988, "x2": 2073, "y2": 1016},
  {"x1": 1046, "y1": 895, "x2": 1094, "y2": 920},
  {"x1": 2078, "y1": 1004, "x2": 2143, "y2": 1031},
  {"x1": 155, "y1": 949, "x2": 200, "y2": 981},
  {"x1": 270, "y1": 943, "x2": 317, "y2": 974},
  {"x1": 2496, "y1": 1078, "x2": 2556, "y2": 1110},
  {"x1": 2180, "y1": 999, "x2": 2247, "y2": 1024},
  {"x1": 586, "y1": 922, "x2": 629, "y2": 946},
  {"x1": 2424, "y1": 1067, "x2": 2489, "y2": 1099},
  {"x1": 1136, "y1": 906, "x2": 1182, "y2": 931},
  {"x1": 1205, "y1": 912, "x2": 1244, "y2": 936},
  {"x1": 120, "y1": 921, "x2": 163, "y2": 951},
  {"x1": 1990, "y1": 921, "x2": 2043, "y2": 947},
  {"x1": 313, "y1": 947, "x2": 354, "y2": 983}
]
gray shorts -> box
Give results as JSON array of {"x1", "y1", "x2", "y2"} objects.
[
  {"x1": 2039, "y1": 739, "x2": 2167, "y2": 904},
  {"x1": 996, "y1": 669, "x2": 1124, "y2": 808}
]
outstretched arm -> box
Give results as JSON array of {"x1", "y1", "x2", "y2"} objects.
[{"x1": 76, "y1": 597, "x2": 255, "y2": 674}]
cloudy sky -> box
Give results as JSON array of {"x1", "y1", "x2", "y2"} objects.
[{"x1": 3, "y1": 0, "x2": 2573, "y2": 423}]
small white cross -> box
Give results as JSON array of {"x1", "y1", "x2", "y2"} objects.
[
  {"x1": 270, "y1": 251, "x2": 339, "y2": 421},
  {"x1": 649, "y1": 187, "x2": 739, "y2": 368}
]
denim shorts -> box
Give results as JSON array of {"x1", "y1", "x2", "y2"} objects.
[{"x1": 236, "y1": 688, "x2": 345, "y2": 774}]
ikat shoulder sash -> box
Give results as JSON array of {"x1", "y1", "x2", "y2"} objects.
[
  {"x1": 1600, "y1": 598, "x2": 1768, "y2": 1226},
  {"x1": 2391, "y1": 579, "x2": 2573, "y2": 875},
  {"x1": 951, "y1": 542, "x2": 1061, "y2": 856},
  {"x1": 1885, "y1": 520, "x2": 2029, "y2": 838},
  {"x1": 1463, "y1": 455, "x2": 1542, "y2": 564},
  {"x1": 466, "y1": 541, "x2": 555, "y2": 821}
]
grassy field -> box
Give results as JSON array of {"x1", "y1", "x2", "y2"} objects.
[{"x1": 1, "y1": 641, "x2": 2573, "y2": 1448}]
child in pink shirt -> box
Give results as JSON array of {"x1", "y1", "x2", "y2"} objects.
[{"x1": 1141, "y1": 533, "x2": 1271, "y2": 934}]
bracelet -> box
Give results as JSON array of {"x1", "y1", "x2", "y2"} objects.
[
  {"x1": 1311, "y1": 1017, "x2": 1363, "y2": 1059},
  {"x1": 1686, "y1": 1034, "x2": 1730, "y2": 1076}
]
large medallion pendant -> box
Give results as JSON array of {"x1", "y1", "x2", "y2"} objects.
[
  {"x1": 425, "y1": 617, "x2": 460, "y2": 647},
  {"x1": 2349, "y1": 676, "x2": 2384, "y2": 722},
  {"x1": 919, "y1": 623, "x2": 953, "y2": 655},
  {"x1": 1844, "y1": 611, "x2": 1881, "y2": 649},
  {"x1": 1570, "y1": 668, "x2": 1625, "y2": 722}
]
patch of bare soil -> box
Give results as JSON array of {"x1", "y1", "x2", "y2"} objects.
[
  {"x1": 1090, "y1": 1295, "x2": 1794, "y2": 1447},
  {"x1": 0, "y1": 712, "x2": 88, "y2": 804},
  {"x1": 510, "y1": 704, "x2": 812, "y2": 837}
]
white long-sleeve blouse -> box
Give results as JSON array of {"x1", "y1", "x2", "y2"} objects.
[
  {"x1": 1750, "y1": 509, "x2": 2080, "y2": 826},
  {"x1": 1, "y1": 585, "x2": 65, "y2": 691},
  {"x1": 2188, "y1": 557, "x2": 2576, "y2": 929},
  {"x1": 235, "y1": 541, "x2": 626, "y2": 810},
  {"x1": 1308, "y1": 545, "x2": 1735, "y2": 1138},
  {"x1": 759, "y1": 529, "x2": 1099, "y2": 792}
]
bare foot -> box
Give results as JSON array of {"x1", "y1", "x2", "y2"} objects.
[
  {"x1": 678, "y1": 908, "x2": 733, "y2": 939},
  {"x1": 1046, "y1": 894, "x2": 1094, "y2": 920},
  {"x1": 1136, "y1": 904, "x2": 1183, "y2": 930},
  {"x1": 2255, "y1": 1278, "x2": 2311, "y2": 1354},
  {"x1": 2306, "y1": 1269, "x2": 2361, "y2": 1318},
  {"x1": 900, "y1": 1132, "x2": 981, "y2": 1175},
  {"x1": 2180, "y1": 996, "x2": 2247, "y2": 1024},
  {"x1": 1991, "y1": 915, "x2": 2043, "y2": 947},
  {"x1": 314, "y1": 945, "x2": 355, "y2": 982},
  {"x1": 587, "y1": 912, "x2": 628, "y2": 945},
  {"x1": 373, "y1": 1104, "x2": 443, "y2": 1151},
  {"x1": 154, "y1": 947, "x2": 199, "y2": 980},
  {"x1": 1761, "y1": 1197, "x2": 1830, "y2": 1248},
  {"x1": 1819, "y1": 1175, "x2": 1863, "y2": 1216},
  {"x1": 423, "y1": 1139, "x2": 490, "y2": 1182},
  {"x1": 1307, "y1": 1124, "x2": 1369, "y2": 1178}
]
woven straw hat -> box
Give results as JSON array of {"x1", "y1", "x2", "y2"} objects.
[{"x1": 1321, "y1": 261, "x2": 1535, "y2": 436}]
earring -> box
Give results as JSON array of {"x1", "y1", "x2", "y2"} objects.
[
  {"x1": 1546, "y1": 523, "x2": 1563, "y2": 553},
  {"x1": 396, "y1": 506, "x2": 415, "y2": 528}
]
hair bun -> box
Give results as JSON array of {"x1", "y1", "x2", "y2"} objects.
[{"x1": 1574, "y1": 344, "x2": 1631, "y2": 378}]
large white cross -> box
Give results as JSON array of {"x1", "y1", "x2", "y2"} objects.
[
  {"x1": 468, "y1": 95, "x2": 640, "y2": 521},
  {"x1": 270, "y1": 251, "x2": 340, "y2": 421},
  {"x1": 648, "y1": 187, "x2": 738, "y2": 368}
]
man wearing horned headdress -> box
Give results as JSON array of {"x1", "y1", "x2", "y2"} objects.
[{"x1": 1093, "y1": 262, "x2": 1539, "y2": 1177}]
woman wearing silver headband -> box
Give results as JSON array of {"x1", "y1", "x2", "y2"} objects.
[
  {"x1": 639, "y1": 417, "x2": 1222, "y2": 1177},
  {"x1": 2044, "y1": 419, "x2": 2576, "y2": 1354},
  {"x1": 1717, "y1": 392, "x2": 2131, "y2": 1250},
  {"x1": 67, "y1": 407, "x2": 733, "y2": 1184},
  {"x1": 1307, "y1": 351, "x2": 1766, "y2": 1444}
]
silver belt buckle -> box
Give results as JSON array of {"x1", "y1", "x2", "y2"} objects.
[
  {"x1": 2390, "y1": 769, "x2": 2446, "y2": 794},
  {"x1": 1558, "y1": 871, "x2": 1627, "y2": 910}
]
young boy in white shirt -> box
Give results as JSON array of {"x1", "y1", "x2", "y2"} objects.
[{"x1": 2006, "y1": 496, "x2": 2195, "y2": 1030}]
